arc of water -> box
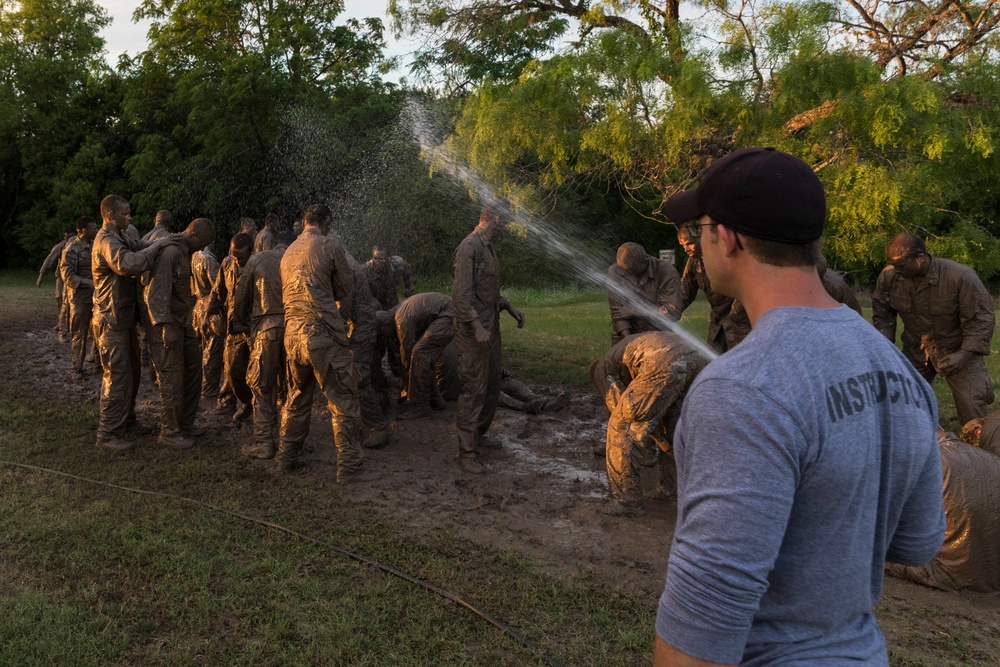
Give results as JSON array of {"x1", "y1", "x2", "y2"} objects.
[{"x1": 404, "y1": 100, "x2": 719, "y2": 363}]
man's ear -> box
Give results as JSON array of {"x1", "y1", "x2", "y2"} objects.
[{"x1": 716, "y1": 224, "x2": 742, "y2": 257}]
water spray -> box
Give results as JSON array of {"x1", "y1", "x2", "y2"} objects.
[{"x1": 403, "y1": 100, "x2": 719, "y2": 362}]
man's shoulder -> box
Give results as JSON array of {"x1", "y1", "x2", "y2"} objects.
[{"x1": 934, "y1": 256, "x2": 982, "y2": 283}]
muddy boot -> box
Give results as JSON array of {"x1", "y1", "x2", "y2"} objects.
[
  {"x1": 182, "y1": 424, "x2": 207, "y2": 437},
  {"x1": 477, "y1": 434, "x2": 501, "y2": 449},
  {"x1": 241, "y1": 442, "x2": 276, "y2": 459},
  {"x1": 273, "y1": 440, "x2": 303, "y2": 473},
  {"x1": 125, "y1": 419, "x2": 154, "y2": 436},
  {"x1": 158, "y1": 433, "x2": 195, "y2": 449},
  {"x1": 232, "y1": 404, "x2": 252, "y2": 423},
  {"x1": 644, "y1": 481, "x2": 676, "y2": 501},
  {"x1": 458, "y1": 454, "x2": 485, "y2": 474},
  {"x1": 337, "y1": 467, "x2": 377, "y2": 485}
]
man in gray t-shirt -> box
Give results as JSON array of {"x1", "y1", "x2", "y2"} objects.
[{"x1": 653, "y1": 148, "x2": 945, "y2": 666}]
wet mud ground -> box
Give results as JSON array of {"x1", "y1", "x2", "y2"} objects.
[{"x1": 15, "y1": 313, "x2": 1000, "y2": 664}]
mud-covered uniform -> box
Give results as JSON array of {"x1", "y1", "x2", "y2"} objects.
[
  {"x1": 211, "y1": 255, "x2": 253, "y2": 412},
  {"x1": 142, "y1": 224, "x2": 171, "y2": 243},
  {"x1": 364, "y1": 254, "x2": 416, "y2": 310},
  {"x1": 452, "y1": 229, "x2": 507, "y2": 459},
  {"x1": 277, "y1": 227, "x2": 363, "y2": 477},
  {"x1": 191, "y1": 248, "x2": 224, "y2": 401},
  {"x1": 498, "y1": 370, "x2": 565, "y2": 414},
  {"x1": 872, "y1": 256, "x2": 995, "y2": 426},
  {"x1": 344, "y1": 249, "x2": 388, "y2": 436},
  {"x1": 606, "y1": 257, "x2": 682, "y2": 344},
  {"x1": 679, "y1": 255, "x2": 750, "y2": 351},
  {"x1": 39, "y1": 239, "x2": 69, "y2": 334},
  {"x1": 92, "y1": 225, "x2": 160, "y2": 444},
  {"x1": 233, "y1": 243, "x2": 287, "y2": 453},
  {"x1": 144, "y1": 239, "x2": 202, "y2": 440},
  {"x1": 590, "y1": 331, "x2": 706, "y2": 508},
  {"x1": 253, "y1": 226, "x2": 275, "y2": 253},
  {"x1": 60, "y1": 236, "x2": 97, "y2": 372},
  {"x1": 822, "y1": 268, "x2": 862, "y2": 315},
  {"x1": 395, "y1": 292, "x2": 456, "y2": 410}
]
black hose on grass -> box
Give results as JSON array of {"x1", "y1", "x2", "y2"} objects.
[{"x1": 1, "y1": 460, "x2": 564, "y2": 667}]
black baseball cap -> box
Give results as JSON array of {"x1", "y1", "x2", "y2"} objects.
[{"x1": 663, "y1": 147, "x2": 826, "y2": 243}]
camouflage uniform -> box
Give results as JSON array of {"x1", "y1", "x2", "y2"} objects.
[
  {"x1": 59, "y1": 236, "x2": 97, "y2": 372},
  {"x1": 452, "y1": 228, "x2": 504, "y2": 459},
  {"x1": 92, "y1": 224, "x2": 160, "y2": 444},
  {"x1": 590, "y1": 331, "x2": 707, "y2": 509},
  {"x1": 606, "y1": 256, "x2": 683, "y2": 344},
  {"x1": 211, "y1": 255, "x2": 253, "y2": 413},
  {"x1": 144, "y1": 240, "x2": 202, "y2": 442},
  {"x1": 190, "y1": 248, "x2": 224, "y2": 401},
  {"x1": 253, "y1": 226, "x2": 275, "y2": 253},
  {"x1": 873, "y1": 255, "x2": 995, "y2": 426},
  {"x1": 277, "y1": 227, "x2": 363, "y2": 477},
  {"x1": 233, "y1": 243, "x2": 287, "y2": 455},
  {"x1": 679, "y1": 255, "x2": 750, "y2": 352},
  {"x1": 822, "y1": 268, "x2": 862, "y2": 315},
  {"x1": 395, "y1": 292, "x2": 455, "y2": 411},
  {"x1": 39, "y1": 239, "x2": 69, "y2": 335}
]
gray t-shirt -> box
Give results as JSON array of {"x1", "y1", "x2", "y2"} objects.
[{"x1": 657, "y1": 305, "x2": 945, "y2": 665}]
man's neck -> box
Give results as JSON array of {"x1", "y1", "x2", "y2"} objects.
[{"x1": 734, "y1": 263, "x2": 840, "y2": 328}]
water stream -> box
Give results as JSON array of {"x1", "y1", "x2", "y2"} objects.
[{"x1": 403, "y1": 100, "x2": 719, "y2": 363}]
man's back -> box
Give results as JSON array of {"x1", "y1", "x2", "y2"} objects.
[
  {"x1": 659, "y1": 306, "x2": 945, "y2": 665},
  {"x1": 280, "y1": 228, "x2": 352, "y2": 340}
]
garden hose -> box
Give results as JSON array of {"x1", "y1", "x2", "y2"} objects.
[{"x1": 1, "y1": 460, "x2": 563, "y2": 667}]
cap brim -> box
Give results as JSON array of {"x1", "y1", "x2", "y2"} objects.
[{"x1": 662, "y1": 189, "x2": 703, "y2": 224}]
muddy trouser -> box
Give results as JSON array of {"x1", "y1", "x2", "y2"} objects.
[
  {"x1": 906, "y1": 344, "x2": 995, "y2": 427},
  {"x1": 68, "y1": 298, "x2": 95, "y2": 371},
  {"x1": 224, "y1": 333, "x2": 253, "y2": 409},
  {"x1": 192, "y1": 298, "x2": 224, "y2": 401},
  {"x1": 438, "y1": 341, "x2": 461, "y2": 401},
  {"x1": 404, "y1": 316, "x2": 453, "y2": 409},
  {"x1": 95, "y1": 323, "x2": 136, "y2": 442},
  {"x1": 128, "y1": 326, "x2": 141, "y2": 421},
  {"x1": 248, "y1": 328, "x2": 284, "y2": 447},
  {"x1": 278, "y1": 333, "x2": 364, "y2": 474},
  {"x1": 351, "y1": 319, "x2": 387, "y2": 430},
  {"x1": 454, "y1": 322, "x2": 502, "y2": 458},
  {"x1": 55, "y1": 278, "x2": 68, "y2": 333},
  {"x1": 605, "y1": 356, "x2": 694, "y2": 507},
  {"x1": 150, "y1": 322, "x2": 202, "y2": 437}
]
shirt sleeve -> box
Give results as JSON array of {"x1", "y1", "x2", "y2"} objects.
[
  {"x1": 452, "y1": 240, "x2": 479, "y2": 324},
  {"x1": 679, "y1": 258, "x2": 698, "y2": 312},
  {"x1": 870, "y1": 268, "x2": 897, "y2": 342},
  {"x1": 655, "y1": 261, "x2": 683, "y2": 321},
  {"x1": 144, "y1": 246, "x2": 177, "y2": 326},
  {"x1": 885, "y1": 445, "x2": 946, "y2": 566},
  {"x1": 656, "y1": 379, "x2": 801, "y2": 664},
  {"x1": 232, "y1": 257, "x2": 256, "y2": 332},
  {"x1": 606, "y1": 265, "x2": 633, "y2": 337},
  {"x1": 60, "y1": 244, "x2": 84, "y2": 289},
  {"x1": 956, "y1": 272, "x2": 995, "y2": 355}
]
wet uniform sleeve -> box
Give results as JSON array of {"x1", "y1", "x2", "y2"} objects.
[
  {"x1": 871, "y1": 268, "x2": 897, "y2": 342},
  {"x1": 40, "y1": 242, "x2": 64, "y2": 276},
  {"x1": 956, "y1": 272, "x2": 995, "y2": 355},
  {"x1": 656, "y1": 379, "x2": 800, "y2": 664},
  {"x1": 104, "y1": 234, "x2": 157, "y2": 277},
  {"x1": 394, "y1": 255, "x2": 416, "y2": 294},
  {"x1": 679, "y1": 258, "x2": 698, "y2": 312},
  {"x1": 885, "y1": 446, "x2": 946, "y2": 566},
  {"x1": 207, "y1": 257, "x2": 230, "y2": 328},
  {"x1": 232, "y1": 256, "x2": 256, "y2": 332},
  {"x1": 60, "y1": 244, "x2": 85, "y2": 289},
  {"x1": 654, "y1": 261, "x2": 683, "y2": 321},
  {"x1": 330, "y1": 239, "x2": 355, "y2": 319},
  {"x1": 606, "y1": 266, "x2": 633, "y2": 338},
  {"x1": 452, "y1": 241, "x2": 479, "y2": 324},
  {"x1": 144, "y1": 246, "x2": 177, "y2": 326}
]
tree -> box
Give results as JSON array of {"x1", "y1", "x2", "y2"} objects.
[
  {"x1": 391, "y1": 0, "x2": 1000, "y2": 280},
  {"x1": 0, "y1": 0, "x2": 112, "y2": 267}
]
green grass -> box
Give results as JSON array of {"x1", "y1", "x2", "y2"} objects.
[{"x1": 2, "y1": 273, "x2": 998, "y2": 664}]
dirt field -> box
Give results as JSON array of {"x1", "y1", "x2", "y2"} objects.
[{"x1": 12, "y1": 300, "x2": 1000, "y2": 665}]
